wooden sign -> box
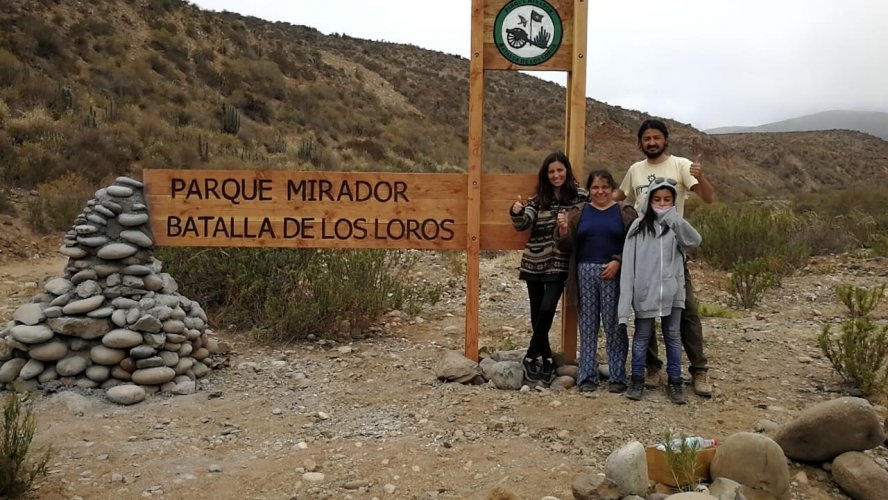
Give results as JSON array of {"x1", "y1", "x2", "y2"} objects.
[{"x1": 144, "y1": 170, "x2": 536, "y2": 251}]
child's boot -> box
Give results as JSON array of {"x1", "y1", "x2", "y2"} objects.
[
  {"x1": 625, "y1": 376, "x2": 645, "y2": 400},
  {"x1": 667, "y1": 377, "x2": 687, "y2": 405}
]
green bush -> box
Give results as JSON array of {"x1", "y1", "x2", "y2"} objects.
[
  {"x1": 0, "y1": 393, "x2": 51, "y2": 497},
  {"x1": 691, "y1": 203, "x2": 809, "y2": 275},
  {"x1": 155, "y1": 248, "x2": 444, "y2": 343},
  {"x1": 727, "y1": 259, "x2": 778, "y2": 309},
  {"x1": 817, "y1": 285, "x2": 888, "y2": 396}
]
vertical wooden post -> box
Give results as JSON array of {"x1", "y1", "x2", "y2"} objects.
[
  {"x1": 560, "y1": 0, "x2": 589, "y2": 363},
  {"x1": 465, "y1": 0, "x2": 485, "y2": 361}
]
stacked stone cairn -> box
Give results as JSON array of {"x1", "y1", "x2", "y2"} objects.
[{"x1": 0, "y1": 176, "x2": 221, "y2": 405}]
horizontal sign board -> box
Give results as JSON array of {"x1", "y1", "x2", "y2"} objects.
[{"x1": 144, "y1": 170, "x2": 538, "y2": 250}]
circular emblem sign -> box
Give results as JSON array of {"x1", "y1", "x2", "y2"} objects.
[{"x1": 493, "y1": 0, "x2": 563, "y2": 66}]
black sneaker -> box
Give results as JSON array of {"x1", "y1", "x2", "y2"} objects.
[
  {"x1": 608, "y1": 381, "x2": 628, "y2": 393},
  {"x1": 667, "y1": 377, "x2": 687, "y2": 405},
  {"x1": 522, "y1": 357, "x2": 541, "y2": 382},
  {"x1": 578, "y1": 380, "x2": 599, "y2": 392},
  {"x1": 540, "y1": 358, "x2": 556, "y2": 383},
  {"x1": 625, "y1": 376, "x2": 644, "y2": 400}
]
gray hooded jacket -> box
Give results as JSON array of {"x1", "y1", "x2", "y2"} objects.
[{"x1": 617, "y1": 179, "x2": 702, "y2": 324}]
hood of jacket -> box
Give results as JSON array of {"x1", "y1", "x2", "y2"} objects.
[{"x1": 640, "y1": 178, "x2": 678, "y2": 215}]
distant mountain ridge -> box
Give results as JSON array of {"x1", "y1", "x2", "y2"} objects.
[{"x1": 706, "y1": 110, "x2": 888, "y2": 140}]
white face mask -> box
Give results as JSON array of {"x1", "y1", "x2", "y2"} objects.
[{"x1": 652, "y1": 205, "x2": 672, "y2": 214}]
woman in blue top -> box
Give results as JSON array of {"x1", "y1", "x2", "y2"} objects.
[
  {"x1": 511, "y1": 152, "x2": 588, "y2": 383},
  {"x1": 556, "y1": 170, "x2": 637, "y2": 392}
]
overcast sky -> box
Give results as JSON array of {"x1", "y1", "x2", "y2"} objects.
[{"x1": 192, "y1": 0, "x2": 888, "y2": 130}]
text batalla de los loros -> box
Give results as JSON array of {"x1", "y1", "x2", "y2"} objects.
[{"x1": 165, "y1": 177, "x2": 455, "y2": 241}]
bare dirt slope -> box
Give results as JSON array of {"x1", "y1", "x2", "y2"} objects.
[{"x1": 2, "y1": 249, "x2": 888, "y2": 499}]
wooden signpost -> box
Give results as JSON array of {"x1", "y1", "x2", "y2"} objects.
[{"x1": 144, "y1": 0, "x2": 587, "y2": 362}]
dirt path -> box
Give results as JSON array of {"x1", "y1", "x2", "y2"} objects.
[{"x1": 3, "y1": 252, "x2": 888, "y2": 499}]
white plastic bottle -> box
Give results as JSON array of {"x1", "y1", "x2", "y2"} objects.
[{"x1": 655, "y1": 436, "x2": 718, "y2": 451}]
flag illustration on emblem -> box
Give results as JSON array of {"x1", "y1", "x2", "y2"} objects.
[{"x1": 530, "y1": 10, "x2": 543, "y2": 22}]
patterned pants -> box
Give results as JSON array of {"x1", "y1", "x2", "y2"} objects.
[{"x1": 577, "y1": 262, "x2": 627, "y2": 385}]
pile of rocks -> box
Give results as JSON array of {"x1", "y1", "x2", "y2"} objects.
[
  {"x1": 571, "y1": 396, "x2": 888, "y2": 500},
  {"x1": 0, "y1": 176, "x2": 220, "y2": 405}
]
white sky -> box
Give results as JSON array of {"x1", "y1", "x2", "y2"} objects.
[{"x1": 191, "y1": 0, "x2": 888, "y2": 130}]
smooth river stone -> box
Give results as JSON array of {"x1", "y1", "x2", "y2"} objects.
[
  {"x1": 86, "y1": 307, "x2": 114, "y2": 318},
  {"x1": 45, "y1": 277, "x2": 74, "y2": 296},
  {"x1": 103, "y1": 329, "x2": 143, "y2": 349},
  {"x1": 111, "y1": 309, "x2": 127, "y2": 327},
  {"x1": 58, "y1": 245, "x2": 89, "y2": 258},
  {"x1": 43, "y1": 306, "x2": 63, "y2": 319},
  {"x1": 0, "y1": 359, "x2": 27, "y2": 383},
  {"x1": 120, "y1": 230, "x2": 153, "y2": 248},
  {"x1": 10, "y1": 325, "x2": 54, "y2": 344},
  {"x1": 77, "y1": 235, "x2": 110, "y2": 247},
  {"x1": 62, "y1": 295, "x2": 105, "y2": 315},
  {"x1": 13, "y1": 303, "x2": 45, "y2": 325},
  {"x1": 85, "y1": 365, "x2": 111, "y2": 382},
  {"x1": 115, "y1": 176, "x2": 144, "y2": 189},
  {"x1": 56, "y1": 355, "x2": 89, "y2": 376},
  {"x1": 106, "y1": 185, "x2": 133, "y2": 197},
  {"x1": 19, "y1": 359, "x2": 45, "y2": 380},
  {"x1": 118, "y1": 213, "x2": 149, "y2": 226},
  {"x1": 29, "y1": 339, "x2": 69, "y2": 361},
  {"x1": 94, "y1": 205, "x2": 115, "y2": 218},
  {"x1": 97, "y1": 243, "x2": 138, "y2": 260},
  {"x1": 111, "y1": 298, "x2": 138, "y2": 309},
  {"x1": 74, "y1": 224, "x2": 98, "y2": 235},
  {"x1": 106, "y1": 384, "x2": 146, "y2": 405},
  {"x1": 93, "y1": 264, "x2": 122, "y2": 278},
  {"x1": 91, "y1": 345, "x2": 127, "y2": 365},
  {"x1": 50, "y1": 293, "x2": 71, "y2": 307},
  {"x1": 86, "y1": 214, "x2": 107, "y2": 226},
  {"x1": 143, "y1": 275, "x2": 163, "y2": 291},
  {"x1": 122, "y1": 265, "x2": 151, "y2": 276},
  {"x1": 133, "y1": 315, "x2": 162, "y2": 333},
  {"x1": 101, "y1": 200, "x2": 122, "y2": 213},
  {"x1": 131, "y1": 366, "x2": 176, "y2": 385},
  {"x1": 162, "y1": 320, "x2": 185, "y2": 334},
  {"x1": 71, "y1": 269, "x2": 98, "y2": 284}
]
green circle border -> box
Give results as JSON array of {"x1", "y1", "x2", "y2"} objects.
[{"x1": 493, "y1": 0, "x2": 563, "y2": 66}]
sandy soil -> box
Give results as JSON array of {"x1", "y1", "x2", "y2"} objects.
[{"x1": 2, "y1": 248, "x2": 888, "y2": 499}]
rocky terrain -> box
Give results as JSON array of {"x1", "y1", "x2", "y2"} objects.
[{"x1": 0, "y1": 244, "x2": 886, "y2": 499}]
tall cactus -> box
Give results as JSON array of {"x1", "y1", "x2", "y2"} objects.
[{"x1": 222, "y1": 103, "x2": 240, "y2": 134}]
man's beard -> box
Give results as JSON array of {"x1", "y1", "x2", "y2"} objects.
[{"x1": 643, "y1": 144, "x2": 666, "y2": 159}]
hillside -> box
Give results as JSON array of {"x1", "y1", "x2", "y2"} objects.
[
  {"x1": 0, "y1": 0, "x2": 886, "y2": 203},
  {"x1": 706, "y1": 110, "x2": 888, "y2": 140}
]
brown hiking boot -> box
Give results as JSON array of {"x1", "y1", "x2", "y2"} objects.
[
  {"x1": 644, "y1": 367, "x2": 661, "y2": 388},
  {"x1": 692, "y1": 371, "x2": 713, "y2": 397}
]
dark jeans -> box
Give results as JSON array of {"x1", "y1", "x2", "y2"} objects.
[
  {"x1": 645, "y1": 267, "x2": 708, "y2": 374},
  {"x1": 525, "y1": 280, "x2": 565, "y2": 360}
]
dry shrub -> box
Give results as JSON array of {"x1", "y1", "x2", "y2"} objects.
[
  {"x1": 0, "y1": 393, "x2": 51, "y2": 497},
  {"x1": 26, "y1": 172, "x2": 94, "y2": 233}
]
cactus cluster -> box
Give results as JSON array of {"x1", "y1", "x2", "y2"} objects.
[{"x1": 221, "y1": 103, "x2": 240, "y2": 134}]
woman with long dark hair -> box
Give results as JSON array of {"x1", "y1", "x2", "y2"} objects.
[{"x1": 510, "y1": 152, "x2": 588, "y2": 383}]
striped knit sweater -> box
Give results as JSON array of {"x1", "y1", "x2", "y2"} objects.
[{"x1": 511, "y1": 188, "x2": 589, "y2": 281}]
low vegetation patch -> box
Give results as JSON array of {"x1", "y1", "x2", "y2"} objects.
[
  {"x1": 156, "y1": 248, "x2": 445, "y2": 342},
  {"x1": 817, "y1": 284, "x2": 888, "y2": 397},
  {"x1": 0, "y1": 393, "x2": 51, "y2": 498},
  {"x1": 726, "y1": 258, "x2": 778, "y2": 309}
]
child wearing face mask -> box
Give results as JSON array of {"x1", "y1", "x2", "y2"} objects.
[{"x1": 617, "y1": 177, "x2": 702, "y2": 404}]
